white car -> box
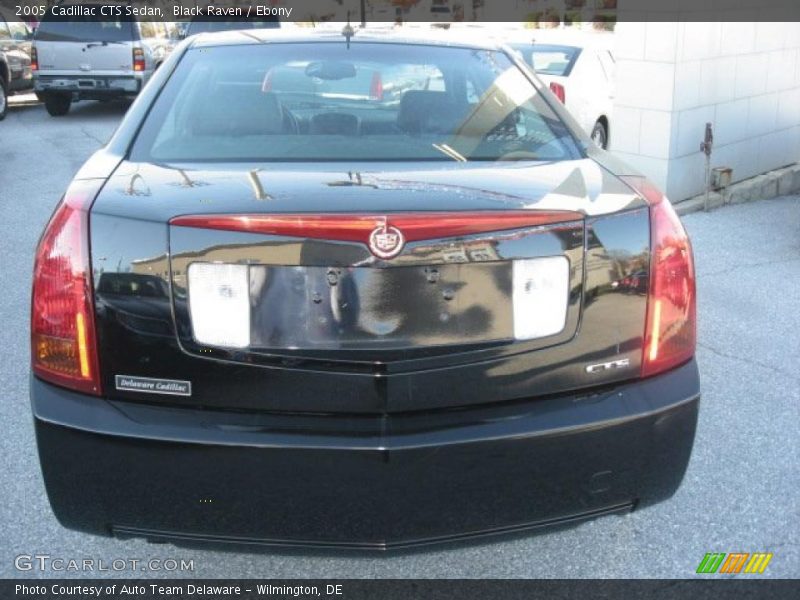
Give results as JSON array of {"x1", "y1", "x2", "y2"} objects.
[{"x1": 509, "y1": 33, "x2": 615, "y2": 149}]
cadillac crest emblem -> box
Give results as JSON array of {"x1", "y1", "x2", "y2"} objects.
[{"x1": 368, "y1": 220, "x2": 405, "y2": 259}]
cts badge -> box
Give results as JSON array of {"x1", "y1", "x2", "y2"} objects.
[
  {"x1": 585, "y1": 358, "x2": 631, "y2": 374},
  {"x1": 369, "y1": 221, "x2": 405, "y2": 259}
]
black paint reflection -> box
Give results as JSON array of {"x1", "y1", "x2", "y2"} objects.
[
  {"x1": 249, "y1": 264, "x2": 504, "y2": 350},
  {"x1": 96, "y1": 273, "x2": 173, "y2": 339}
]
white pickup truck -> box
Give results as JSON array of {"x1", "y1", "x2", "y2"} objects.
[{"x1": 32, "y1": 1, "x2": 177, "y2": 116}]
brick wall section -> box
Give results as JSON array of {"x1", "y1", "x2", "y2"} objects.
[{"x1": 611, "y1": 17, "x2": 800, "y2": 201}]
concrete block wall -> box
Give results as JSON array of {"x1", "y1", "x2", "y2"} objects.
[{"x1": 611, "y1": 19, "x2": 800, "y2": 201}]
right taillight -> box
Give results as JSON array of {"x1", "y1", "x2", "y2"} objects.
[
  {"x1": 549, "y1": 81, "x2": 566, "y2": 104},
  {"x1": 620, "y1": 176, "x2": 697, "y2": 378},
  {"x1": 31, "y1": 179, "x2": 103, "y2": 395},
  {"x1": 133, "y1": 47, "x2": 145, "y2": 72},
  {"x1": 369, "y1": 71, "x2": 384, "y2": 101}
]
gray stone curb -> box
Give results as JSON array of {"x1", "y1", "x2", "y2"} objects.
[{"x1": 674, "y1": 162, "x2": 800, "y2": 216}]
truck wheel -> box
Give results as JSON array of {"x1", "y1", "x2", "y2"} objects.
[
  {"x1": 44, "y1": 92, "x2": 72, "y2": 117},
  {"x1": 0, "y1": 77, "x2": 8, "y2": 121}
]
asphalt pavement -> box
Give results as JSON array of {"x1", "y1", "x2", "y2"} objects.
[{"x1": 1, "y1": 95, "x2": 798, "y2": 579}]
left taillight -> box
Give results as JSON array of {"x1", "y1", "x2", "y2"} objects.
[
  {"x1": 31, "y1": 179, "x2": 103, "y2": 395},
  {"x1": 133, "y1": 47, "x2": 145, "y2": 72},
  {"x1": 31, "y1": 46, "x2": 38, "y2": 71},
  {"x1": 620, "y1": 176, "x2": 697, "y2": 379}
]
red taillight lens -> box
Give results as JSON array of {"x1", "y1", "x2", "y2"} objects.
[
  {"x1": 133, "y1": 47, "x2": 145, "y2": 72},
  {"x1": 31, "y1": 180, "x2": 103, "y2": 395},
  {"x1": 171, "y1": 211, "x2": 583, "y2": 244},
  {"x1": 31, "y1": 46, "x2": 38, "y2": 71},
  {"x1": 369, "y1": 72, "x2": 384, "y2": 101},
  {"x1": 621, "y1": 176, "x2": 696, "y2": 378},
  {"x1": 549, "y1": 81, "x2": 566, "y2": 104}
]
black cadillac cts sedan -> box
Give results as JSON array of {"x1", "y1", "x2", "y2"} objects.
[{"x1": 30, "y1": 28, "x2": 699, "y2": 550}]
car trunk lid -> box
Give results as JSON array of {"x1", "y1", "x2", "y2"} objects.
[{"x1": 89, "y1": 159, "x2": 649, "y2": 413}]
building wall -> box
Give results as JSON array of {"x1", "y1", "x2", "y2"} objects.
[{"x1": 612, "y1": 19, "x2": 800, "y2": 201}]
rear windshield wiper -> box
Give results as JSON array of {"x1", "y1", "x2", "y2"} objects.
[{"x1": 84, "y1": 41, "x2": 126, "y2": 49}]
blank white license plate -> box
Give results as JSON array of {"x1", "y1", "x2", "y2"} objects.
[
  {"x1": 187, "y1": 263, "x2": 250, "y2": 349},
  {"x1": 512, "y1": 256, "x2": 570, "y2": 340},
  {"x1": 187, "y1": 257, "x2": 569, "y2": 349}
]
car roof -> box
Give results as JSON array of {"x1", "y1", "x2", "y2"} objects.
[
  {"x1": 187, "y1": 25, "x2": 508, "y2": 52},
  {"x1": 503, "y1": 28, "x2": 613, "y2": 49}
]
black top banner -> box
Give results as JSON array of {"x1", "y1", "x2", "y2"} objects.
[{"x1": 1, "y1": 0, "x2": 799, "y2": 24}]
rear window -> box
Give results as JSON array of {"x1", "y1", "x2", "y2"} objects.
[
  {"x1": 130, "y1": 42, "x2": 581, "y2": 163},
  {"x1": 513, "y1": 44, "x2": 581, "y2": 77},
  {"x1": 35, "y1": 5, "x2": 134, "y2": 43},
  {"x1": 186, "y1": 17, "x2": 280, "y2": 36}
]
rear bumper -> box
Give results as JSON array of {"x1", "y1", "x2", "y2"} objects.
[
  {"x1": 31, "y1": 359, "x2": 700, "y2": 551},
  {"x1": 34, "y1": 74, "x2": 142, "y2": 98}
]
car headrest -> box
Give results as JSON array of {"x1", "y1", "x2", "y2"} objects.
[
  {"x1": 396, "y1": 90, "x2": 456, "y2": 134},
  {"x1": 193, "y1": 87, "x2": 285, "y2": 136}
]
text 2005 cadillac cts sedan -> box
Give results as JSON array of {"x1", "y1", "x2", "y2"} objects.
[{"x1": 30, "y1": 29, "x2": 698, "y2": 550}]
